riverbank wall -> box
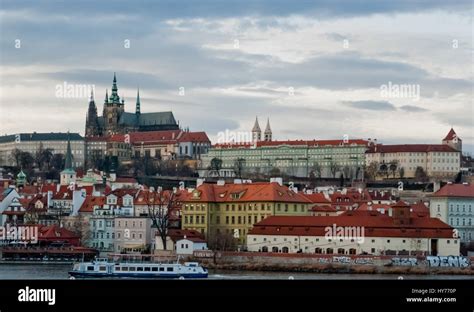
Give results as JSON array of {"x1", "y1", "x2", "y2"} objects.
[{"x1": 191, "y1": 251, "x2": 474, "y2": 275}]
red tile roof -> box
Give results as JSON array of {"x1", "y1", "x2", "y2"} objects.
[
  {"x1": 357, "y1": 203, "x2": 392, "y2": 212},
  {"x1": 367, "y1": 144, "x2": 458, "y2": 153},
  {"x1": 443, "y1": 128, "x2": 460, "y2": 141},
  {"x1": 164, "y1": 229, "x2": 205, "y2": 243},
  {"x1": 214, "y1": 139, "x2": 368, "y2": 149},
  {"x1": 177, "y1": 131, "x2": 210, "y2": 143},
  {"x1": 431, "y1": 183, "x2": 474, "y2": 198},
  {"x1": 39, "y1": 183, "x2": 57, "y2": 194},
  {"x1": 258, "y1": 139, "x2": 368, "y2": 147},
  {"x1": 79, "y1": 196, "x2": 106, "y2": 213},
  {"x1": 310, "y1": 204, "x2": 336, "y2": 212},
  {"x1": 249, "y1": 211, "x2": 454, "y2": 238},
  {"x1": 18, "y1": 185, "x2": 39, "y2": 195},
  {"x1": 39, "y1": 224, "x2": 80, "y2": 240},
  {"x1": 301, "y1": 193, "x2": 331, "y2": 204},
  {"x1": 114, "y1": 177, "x2": 138, "y2": 183},
  {"x1": 182, "y1": 182, "x2": 311, "y2": 203}
]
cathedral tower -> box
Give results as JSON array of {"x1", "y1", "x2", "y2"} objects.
[
  {"x1": 103, "y1": 73, "x2": 125, "y2": 135},
  {"x1": 264, "y1": 118, "x2": 272, "y2": 142},
  {"x1": 252, "y1": 116, "x2": 262, "y2": 142},
  {"x1": 85, "y1": 90, "x2": 100, "y2": 137},
  {"x1": 442, "y1": 128, "x2": 462, "y2": 152}
]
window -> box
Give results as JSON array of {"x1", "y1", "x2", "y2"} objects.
[{"x1": 166, "y1": 267, "x2": 173, "y2": 272}]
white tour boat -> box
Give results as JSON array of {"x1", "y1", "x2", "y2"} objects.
[{"x1": 69, "y1": 258, "x2": 208, "y2": 279}]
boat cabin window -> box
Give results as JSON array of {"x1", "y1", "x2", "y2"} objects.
[
  {"x1": 137, "y1": 267, "x2": 144, "y2": 271},
  {"x1": 99, "y1": 266, "x2": 107, "y2": 271},
  {"x1": 151, "y1": 267, "x2": 158, "y2": 272},
  {"x1": 166, "y1": 267, "x2": 173, "y2": 272},
  {"x1": 129, "y1": 267, "x2": 136, "y2": 272},
  {"x1": 115, "y1": 267, "x2": 121, "y2": 271},
  {"x1": 159, "y1": 267, "x2": 165, "y2": 272},
  {"x1": 87, "y1": 266, "x2": 94, "y2": 271},
  {"x1": 144, "y1": 267, "x2": 151, "y2": 272},
  {"x1": 122, "y1": 267, "x2": 129, "y2": 271}
]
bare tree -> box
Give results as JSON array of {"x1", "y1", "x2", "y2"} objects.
[
  {"x1": 398, "y1": 167, "x2": 405, "y2": 179},
  {"x1": 233, "y1": 158, "x2": 246, "y2": 179},
  {"x1": 210, "y1": 157, "x2": 223, "y2": 177},
  {"x1": 366, "y1": 161, "x2": 378, "y2": 181},
  {"x1": 379, "y1": 163, "x2": 389, "y2": 179},
  {"x1": 310, "y1": 162, "x2": 322, "y2": 179},
  {"x1": 389, "y1": 160, "x2": 399, "y2": 178},
  {"x1": 146, "y1": 187, "x2": 178, "y2": 251},
  {"x1": 329, "y1": 161, "x2": 340, "y2": 178},
  {"x1": 9, "y1": 148, "x2": 23, "y2": 167}
]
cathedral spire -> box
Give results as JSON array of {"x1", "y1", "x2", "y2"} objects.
[
  {"x1": 264, "y1": 118, "x2": 272, "y2": 142},
  {"x1": 109, "y1": 73, "x2": 120, "y2": 104},
  {"x1": 136, "y1": 88, "x2": 141, "y2": 115},
  {"x1": 104, "y1": 89, "x2": 109, "y2": 104},
  {"x1": 252, "y1": 116, "x2": 262, "y2": 142},
  {"x1": 64, "y1": 132, "x2": 73, "y2": 170},
  {"x1": 89, "y1": 89, "x2": 94, "y2": 102}
]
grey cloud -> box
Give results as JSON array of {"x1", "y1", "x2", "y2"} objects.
[
  {"x1": 342, "y1": 100, "x2": 396, "y2": 111},
  {"x1": 400, "y1": 105, "x2": 428, "y2": 112}
]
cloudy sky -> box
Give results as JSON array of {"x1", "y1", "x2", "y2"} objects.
[{"x1": 0, "y1": 0, "x2": 472, "y2": 153}]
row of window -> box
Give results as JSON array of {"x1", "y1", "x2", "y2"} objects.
[
  {"x1": 254, "y1": 237, "x2": 458, "y2": 244},
  {"x1": 91, "y1": 232, "x2": 145, "y2": 240}
]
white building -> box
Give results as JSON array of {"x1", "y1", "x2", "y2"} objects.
[
  {"x1": 114, "y1": 217, "x2": 153, "y2": 253},
  {"x1": 365, "y1": 129, "x2": 461, "y2": 179},
  {"x1": 175, "y1": 237, "x2": 208, "y2": 255},
  {"x1": 247, "y1": 205, "x2": 459, "y2": 256},
  {"x1": 0, "y1": 132, "x2": 85, "y2": 168},
  {"x1": 430, "y1": 183, "x2": 474, "y2": 242}
]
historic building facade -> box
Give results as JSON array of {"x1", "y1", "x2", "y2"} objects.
[
  {"x1": 0, "y1": 132, "x2": 85, "y2": 168},
  {"x1": 180, "y1": 180, "x2": 312, "y2": 246},
  {"x1": 430, "y1": 183, "x2": 474, "y2": 243},
  {"x1": 365, "y1": 129, "x2": 461, "y2": 179},
  {"x1": 85, "y1": 73, "x2": 179, "y2": 136}
]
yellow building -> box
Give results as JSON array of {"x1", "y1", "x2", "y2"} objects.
[{"x1": 181, "y1": 181, "x2": 312, "y2": 247}]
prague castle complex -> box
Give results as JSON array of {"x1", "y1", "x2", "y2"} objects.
[{"x1": 85, "y1": 73, "x2": 179, "y2": 136}]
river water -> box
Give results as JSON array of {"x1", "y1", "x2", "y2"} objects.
[{"x1": 0, "y1": 264, "x2": 472, "y2": 280}]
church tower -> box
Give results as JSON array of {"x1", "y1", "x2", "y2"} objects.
[
  {"x1": 442, "y1": 128, "x2": 462, "y2": 151},
  {"x1": 60, "y1": 133, "x2": 77, "y2": 186},
  {"x1": 264, "y1": 118, "x2": 272, "y2": 142},
  {"x1": 136, "y1": 88, "x2": 141, "y2": 115},
  {"x1": 252, "y1": 116, "x2": 262, "y2": 142},
  {"x1": 103, "y1": 73, "x2": 125, "y2": 135},
  {"x1": 85, "y1": 90, "x2": 100, "y2": 137}
]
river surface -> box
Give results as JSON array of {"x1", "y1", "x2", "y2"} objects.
[{"x1": 0, "y1": 264, "x2": 472, "y2": 280}]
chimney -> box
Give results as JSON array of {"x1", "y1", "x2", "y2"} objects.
[
  {"x1": 270, "y1": 177, "x2": 283, "y2": 186},
  {"x1": 196, "y1": 178, "x2": 205, "y2": 187},
  {"x1": 388, "y1": 207, "x2": 393, "y2": 217},
  {"x1": 47, "y1": 190, "x2": 53, "y2": 208}
]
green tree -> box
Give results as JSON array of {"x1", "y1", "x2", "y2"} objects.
[
  {"x1": 233, "y1": 158, "x2": 246, "y2": 179},
  {"x1": 398, "y1": 167, "x2": 405, "y2": 179},
  {"x1": 414, "y1": 166, "x2": 428, "y2": 181},
  {"x1": 210, "y1": 157, "x2": 223, "y2": 177},
  {"x1": 389, "y1": 160, "x2": 398, "y2": 178}
]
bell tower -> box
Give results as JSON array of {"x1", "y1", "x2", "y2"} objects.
[{"x1": 103, "y1": 73, "x2": 125, "y2": 135}]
